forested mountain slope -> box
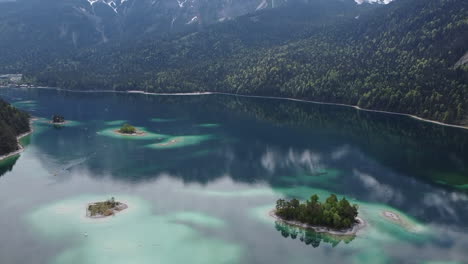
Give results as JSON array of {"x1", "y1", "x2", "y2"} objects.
[
  {"x1": 1, "y1": 0, "x2": 369, "y2": 73},
  {"x1": 0, "y1": 0, "x2": 327, "y2": 71},
  {"x1": 1, "y1": 0, "x2": 466, "y2": 125},
  {"x1": 217, "y1": 0, "x2": 468, "y2": 124},
  {"x1": 0, "y1": 99, "x2": 30, "y2": 156},
  {"x1": 26, "y1": 0, "x2": 468, "y2": 125}
]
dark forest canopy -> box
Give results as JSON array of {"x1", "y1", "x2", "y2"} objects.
[
  {"x1": 52, "y1": 115, "x2": 65, "y2": 123},
  {"x1": 118, "y1": 123, "x2": 137, "y2": 134},
  {"x1": 0, "y1": 99, "x2": 30, "y2": 156},
  {"x1": 276, "y1": 194, "x2": 359, "y2": 229}
]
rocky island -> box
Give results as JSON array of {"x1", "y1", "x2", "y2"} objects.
[
  {"x1": 115, "y1": 123, "x2": 145, "y2": 136},
  {"x1": 86, "y1": 197, "x2": 128, "y2": 218},
  {"x1": 47, "y1": 114, "x2": 68, "y2": 126},
  {"x1": 272, "y1": 194, "x2": 364, "y2": 235},
  {"x1": 52, "y1": 114, "x2": 65, "y2": 124}
]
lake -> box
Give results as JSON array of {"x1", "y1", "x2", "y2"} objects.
[{"x1": 1, "y1": 87, "x2": 468, "y2": 264}]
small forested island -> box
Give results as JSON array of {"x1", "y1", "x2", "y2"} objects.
[
  {"x1": 119, "y1": 123, "x2": 136, "y2": 134},
  {"x1": 87, "y1": 197, "x2": 128, "y2": 218},
  {"x1": 51, "y1": 114, "x2": 65, "y2": 124},
  {"x1": 115, "y1": 123, "x2": 145, "y2": 136},
  {"x1": 273, "y1": 194, "x2": 363, "y2": 235}
]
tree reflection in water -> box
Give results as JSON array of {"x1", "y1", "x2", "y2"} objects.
[
  {"x1": 274, "y1": 221, "x2": 355, "y2": 248},
  {"x1": 0, "y1": 156, "x2": 19, "y2": 177}
]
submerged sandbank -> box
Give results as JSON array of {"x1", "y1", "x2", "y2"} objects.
[
  {"x1": 146, "y1": 135, "x2": 214, "y2": 149},
  {"x1": 27, "y1": 195, "x2": 243, "y2": 264},
  {"x1": 155, "y1": 138, "x2": 180, "y2": 146}
]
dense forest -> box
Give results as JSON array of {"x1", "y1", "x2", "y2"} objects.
[
  {"x1": 2, "y1": 0, "x2": 468, "y2": 125},
  {"x1": 276, "y1": 194, "x2": 359, "y2": 229},
  {"x1": 274, "y1": 220, "x2": 355, "y2": 248},
  {"x1": 0, "y1": 99, "x2": 30, "y2": 156}
]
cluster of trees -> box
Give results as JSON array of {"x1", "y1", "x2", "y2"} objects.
[
  {"x1": 52, "y1": 115, "x2": 65, "y2": 123},
  {"x1": 0, "y1": 99, "x2": 30, "y2": 155},
  {"x1": 119, "y1": 123, "x2": 137, "y2": 134},
  {"x1": 276, "y1": 194, "x2": 358, "y2": 229}
]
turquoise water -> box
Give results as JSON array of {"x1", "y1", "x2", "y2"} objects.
[{"x1": 1, "y1": 88, "x2": 468, "y2": 264}]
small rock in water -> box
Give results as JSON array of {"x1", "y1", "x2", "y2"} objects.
[{"x1": 84, "y1": 233, "x2": 88, "y2": 237}]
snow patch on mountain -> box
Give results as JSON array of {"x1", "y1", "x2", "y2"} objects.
[
  {"x1": 107, "y1": 1, "x2": 118, "y2": 13},
  {"x1": 87, "y1": 0, "x2": 120, "y2": 13},
  {"x1": 187, "y1": 16, "x2": 199, "y2": 24},
  {"x1": 256, "y1": 0, "x2": 268, "y2": 11},
  {"x1": 177, "y1": 0, "x2": 189, "y2": 8},
  {"x1": 355, "y1": 0, "x2": 392, "y2": 4},
  {"x1": 455, "y1": 51, "x2": 468, "y2": 67}
]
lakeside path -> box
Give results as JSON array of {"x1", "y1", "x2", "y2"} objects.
[
  {"x1": 4, "y1": 86, "x2": 468, "y2": 130},
  {"x1": 0, "y1": 119, "x2": 34, "y2": 161}
]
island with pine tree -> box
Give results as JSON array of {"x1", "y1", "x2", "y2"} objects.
[
  {"x1": 114, "y1": 123, "x2": 145, "y2": 136},
  {"x1": 272, "y1": 194, "x2": 365, "y2": 235}
]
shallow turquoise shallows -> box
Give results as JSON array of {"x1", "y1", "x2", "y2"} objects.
[{"x1": 1, "y1": 87, "x2": 468, "y2": 264}]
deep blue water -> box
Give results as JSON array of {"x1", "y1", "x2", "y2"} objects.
[{"x1": 0, "y1": 87, "x2": 467, "y2": 264}]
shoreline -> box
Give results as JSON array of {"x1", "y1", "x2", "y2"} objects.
[
  {"x1": 3, "y1": 86, "x2": 467, "y2": 130},
  {"x1": 156, "y1": 139, "x2": 180, "y2": 147},
  {"x1": 47, "y1": 120, "x2": 68, "y2": 125},
  {"x1": 113, "y1": 129, "x2": 146, "y2": 137},
  {"x1": 269, "y1": 210, "x2": 366, "y2": 236},
  {"x1": 0, "y1": 119, "x2": 34, "y2": 162},
  {"x1": 213, "y1": 92, "x2": 468, "y2": 130}
]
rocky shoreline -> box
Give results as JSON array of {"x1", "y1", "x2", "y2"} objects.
[
  {"x1": 155, "y1": 139, "x2": 180, "y2": 147},
  {"x1": 86, "y1": 202, "x2": 128, "y2": 219},
  {"x1": 381, "y1": 210, "x2": 417, "y2": 231}
]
